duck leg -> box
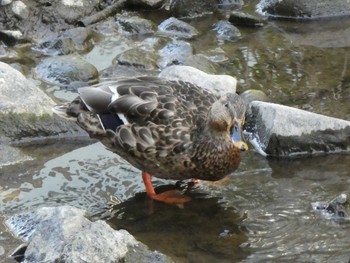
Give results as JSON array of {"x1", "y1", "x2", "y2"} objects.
[{"x1": 142, "y1": 172, "x2": 191, "y2": 205}]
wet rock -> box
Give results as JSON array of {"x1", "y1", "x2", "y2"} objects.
[
  {"x1": 158, "y1": 39, "x2": 193, "y2": 68},
  {"x1": 115, "y1": 14, "x2": 156, "y2": 35},
  {"x1": 182, "y1": 54, "x2": 220, "y2": 74},
  {"x1": 229, "y1": 11, "x2": 265, "y2": 27},
  {"x1": 128, "y1": 0, "x2": 164, "y2": 9},
  {"x1": 168, "y1": 0, "x2": 217, "y2": 18},
  {"x1": 218, "y1": 0, "x2": 243, "y2": 9},
  {"x1": 114, "y1": 47, "x2": 160, "y2": 70},
  {"x1": 268, "y1": 18, "x2": 350, "y2": 48},
  {"x1": 246, "y1": 101, "x2": 350, "y2": 156},
  {"x1": 12, "y1": 1, "x2": 29, "y2": 20},
  {"x1": 0, "y1": 29, "x2": 24, "y2": 46},
  {"x1": 0, "y1": 144, "x2": 33, "y2": 166},
  {"x1": 213, "y1": 20, "x2": 241, "y2": 42},
  {"x1": 312, "y1": 193, "x2": 350, "y2": 221},
  {"x1": 34, "y1": 55, "x2": 99, "y2": 88},
  {"x1": 159, "y1": 65, "x2": 237, "y2": 97},
  {"x1": 35, "y1": 27, "x2": 97, "y2": 56},
  {"x1": 257, "y1": 0, "x2": 350, "y2": 20},
  {"x1": 158, "y1": 17, "x2": 199, "y2": 38},
  {"x1": 6, "y1": 206, "x2": 173, "y2": 263}
]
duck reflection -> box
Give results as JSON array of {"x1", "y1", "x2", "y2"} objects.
[{"x1": 107, "y1": 186, "x2": 250, "y2": 263}]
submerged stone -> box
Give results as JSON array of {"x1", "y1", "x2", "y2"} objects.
[
  {"x1": 35, "y1": 55, "x2": 99, "y2": 88},
  {"x1": 246, "y1": 101, "x2": 350, "y2": 156},
  {"x1": 157, "y1": 40, "x2": 193, "y2": 68},
  {"x1": 114, "y1": 47, "x2": 160, "y2": 70},
  {"x1": 168, "y1": 0, "x2": 217, "y2": 18},
  {"x1": 312, "y1": 193, "x2": 350, "y2": 221},
  {"x1": 257, "y1": 0, "x2": 350, "y2": 20},
  {"x1": 158, "y1": 17, "x2": 199, "y2": 38},
  {"x1": 115, "y1": 14, "x2": 156, "y2": 35},
  {"x1": 229, "y1": 11, "x2": 265, "y2": 27},
  {"x1": 213, "y1": 20, "x2": 241, "y2": 41}
]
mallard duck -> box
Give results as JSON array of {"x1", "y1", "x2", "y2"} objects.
[{"x1": 53, "y1": 76, "x2": 248, "y2": 204}]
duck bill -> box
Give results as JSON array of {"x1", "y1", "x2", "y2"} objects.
[{"x1": 231, "y1": 124, "x2": 248, "y2": 152}]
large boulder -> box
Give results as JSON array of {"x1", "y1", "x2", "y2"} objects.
[
  {"x1": 6, "y1": 206, "x2": 173, "y2": 263},
  {"x1": 246, "y1": 101, "x2": 350, "y2": 156},
  {"x1": 0, "y1": 62, "x2": 84, "y2": 166}
]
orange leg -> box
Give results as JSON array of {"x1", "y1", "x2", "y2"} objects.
[{"x1": 142, "y1": 171, "x2": 191, "y2": 206}]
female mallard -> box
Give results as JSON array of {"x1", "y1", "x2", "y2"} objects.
[{"x1": 53, "y1": 76, "x2": 247, "y2": 204}]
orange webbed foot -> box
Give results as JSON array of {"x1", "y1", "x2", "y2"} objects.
[{"x1": 142, "y1": 172, "x2": 191, "y2": 208}]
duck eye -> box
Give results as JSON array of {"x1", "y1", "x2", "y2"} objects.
[{"x1": 224, "y1": 102, "x2": 229, "y2": 108}]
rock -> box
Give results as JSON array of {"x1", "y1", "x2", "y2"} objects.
[
  {"x1": 213, "y1": 20, "x2": 241, "y2": 42},
  {"x1": 158, "y1": 17, "x2": 199, "y2": 38},
  {"x1": 0, "y1": 62, "x2": 54, "y2": 115},
  {"x1": 34, "y1": 55, "x2": 99, "y2": 88},
  {"x1": 159, "y1": 65, "x2": 237, "y2": 97},
  {"x1": 0, "y1": 30, "x2": 23, "y2": 46},
  {"x1": 35, "y1": 27, "x2": 97, "y2": 56},
  {"x1": 158, "y1": 40, "x2": 193, "y2": 68},
  {"x1": 1, "y1": 0, "x2": 12, "y2": 6},
  {"x1": 312, "y1": 193, "x2": 350, "y2": 221},
  {"x1": 218, "y1": 0, "x2": 243, "y2": 9},
  {"x1": 6, "y1": 206, "x2": 173, "y2": 263},
  {"x1": 0, "y1": 61, "x2": 84, "y2": 156},
  {"x1": 12, "y1": 1, "x2": 29, "y2": 20},
  {"x1": 0, "y1": 144, "x2": 33, "y2": 166},
  {"x1": 128, "y1": 0, "x2": 164, "y2": 9},
  {"x1": 115, "y1": 14, "x2": 156, "y2": 35},
  {"x1": 168, "y1": 0, "x2": 217, "y2": 18},
  {"x1": 257, "y1": 0, "x2": 350, "y2": 20},
  {"x1": 229, "y1": 11, "x2": 265, "y2": 27},
  {"x1": 246, "y1": 101, "x2": 350, "y2": 156},
  {"x1": 55, "y1": 0, "x2": 100, "y2": 24},
  {"x1": 114, "y1": 47, "x2": 160, "y2": 70}
]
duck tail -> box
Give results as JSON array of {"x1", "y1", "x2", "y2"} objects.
[{"x1": 52, "y1": 103, "x2": 76, "y2": 120}]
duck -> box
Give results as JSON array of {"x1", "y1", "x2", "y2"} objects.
[{"x1": 53, "y1": 76, "x2": 248, "y2": 205}]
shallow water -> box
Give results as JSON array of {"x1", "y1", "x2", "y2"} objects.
[{"x1": 2, "y1": 0, "x2": 350, "y2": 262}]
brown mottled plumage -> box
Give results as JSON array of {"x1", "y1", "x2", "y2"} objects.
[{"x1": 53, "y1": 76, "x2": 247, "y2": 203}]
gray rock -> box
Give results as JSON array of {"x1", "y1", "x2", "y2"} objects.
[
  {"x1": 128, "y1": 0, "x2": 164, "y2": 8},
  {"x1": 115, "y1": 14, "x2": 156, "y2": 35},
  {"x1": 158, "y1": 40, "x2": 193, "y2": 68},
  {"x1": 56, "y1": 0, "x2": 100, "y2": 24},
  {"x1": 34, "y1": 55, "x2": 99, "y2": 88},
  {"x1": 114, "y1": 47, "x2": 160, "y2": 70},
  {"x1": 36, "y1": 27, "x2": 97, "y2": 56},
  {"x1": 0, "y1": 62, "x2": 54, "y2": 115},
  {"x1": 158, "y1": 17, "x2": 199, "y2": 38},
  {"x1": 159, "y1": 65, "x2": 237, "y2": 97},
  {"x1": 168, "y1": 0, "x2": 217, "y2": 18},
  {"x1": 12, "y1": 1, "x2": 29, "y2": 19},
  {"x1": 229, "y1": 11, "x2": 265, "y2": 27},
  {"x1": 6, "y1": 206, "x2": 173, "y2": 263},
  {"x1": 0, "y1": 62, "x2": 85, "y2": 164},
  {"x1": 257, "y1": 0, "x2": 350, "y2": 20},
  {"x1": 247, "y1": 101, "x2": 350, "y2": 156},
  {"x1": 213, "y1": 20, "x2": 241, "y2": 42},
  {"x1": 1, "y1": 0, "x2": 12, "y2": 6}
]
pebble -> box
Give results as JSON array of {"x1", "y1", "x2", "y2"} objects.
[{"x1": 12, "y1": 1, "x2": 29, "y2": 19}]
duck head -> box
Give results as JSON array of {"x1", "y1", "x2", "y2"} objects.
[{"x1": 208, "y1": 93, "x2": 248, "y2": 152}]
